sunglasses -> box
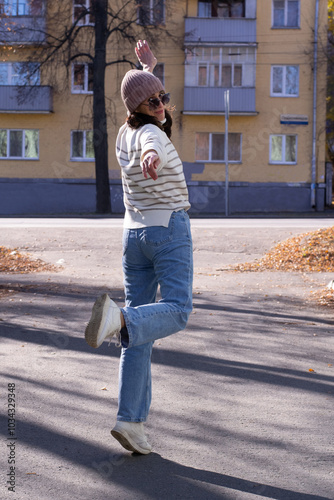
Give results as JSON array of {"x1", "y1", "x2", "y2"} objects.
[{"x1": 143, "y1": 93, "x2": 170, "y2": 110}]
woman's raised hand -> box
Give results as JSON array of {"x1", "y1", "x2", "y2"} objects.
[{"x1": 135, "y1": 40, "x2": 157, "y2": 73}]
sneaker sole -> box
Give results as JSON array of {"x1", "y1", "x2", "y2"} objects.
[
  {"x1": 85, "y1": 293, "x2": 110, "y2": 348},
  {"x1": 110, "y1": 429, "x2": 151, "y2": 455}
]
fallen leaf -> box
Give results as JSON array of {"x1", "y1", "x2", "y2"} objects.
[{"x1": 232, "y1": 226, "x2": 334, "y2": 273}]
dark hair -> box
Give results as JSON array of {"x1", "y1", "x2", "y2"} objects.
[{"x1": 126, "y1": 109, "x2": 173, "y2": 139}]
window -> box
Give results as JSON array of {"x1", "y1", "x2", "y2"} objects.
[
  {"x1": 0, "y1": 0, "x2": 43, "y2": 16},
  {"x1": 198, "y1": 0, "x2": 245, "y2": 18},
  {"x1": 185, "y1": 47, "x2": 255, "y2": 88},
  {"x1": 271, "y1": 65, "x2": 298, "y2": 96},
  {"x1": 71, "y1": 130, "x2": 94, "y2": 160},
  {"x1": 137, "y1": 62, "x2": 165, "y2": 84},
  {"x1": 273, "y1": 0, "x2": 299, "y2": 28},
  {"x1": 219, "y1": 64, "x2": 242, "y2": 87},
  {"x1": 270, "y1": 135, "x2": 297, "y2": 164},
  {"x1": 153, "y1": 63, "x2": 165, "y2": 85},
  {"x1": 0, "y1": 62, "x2": 40, "y2": 85},
  {"x1": 0, "y1": 129, "x2": 39, "y2": 159},
  {"x1": 137, "y1": 0, "x2": 164, "y2": 26},
  {"x1": 195, "y1": 132, "x2": 241, "y2": 162},
  {"x1": 198, "y1": 65, "x2": 208, "y2": 86},
  {"x1": 72, "y1": 63, "x2": 93, "y2": 93},
  {"x1": 73, "y1": 0, "x2": 94, "y2": 25}
]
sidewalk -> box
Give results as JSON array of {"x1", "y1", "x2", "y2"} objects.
[{"x1": 0, "y1": 219, "x2": 333, "y2": 500}]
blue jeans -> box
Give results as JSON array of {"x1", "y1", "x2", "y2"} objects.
[{"x1": 117, "y1": 210, "x2": 193, "y2": 422}]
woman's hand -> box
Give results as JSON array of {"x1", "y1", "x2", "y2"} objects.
[
  {"x1": 135, "y1": 40, "x2": 157, "y2": 73},
  {"x1": 141, "y1": 151, "x2": 160, "y2": 180}
]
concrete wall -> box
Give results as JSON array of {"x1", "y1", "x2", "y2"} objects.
[{"x1": 0, "y1": 178, "x2": 325, "y2": 216}]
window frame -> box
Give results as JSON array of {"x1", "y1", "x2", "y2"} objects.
[
  {"x1": 73, "y1": 0, "x2": 94, "y2": 26},
  {"x1": 70, "y1": 130, "x2": 95, "y2": 161},
  {"x1": 71, "y1": 62, "x2": 93, "y2": 94},
  {"x1": 198, "y1": 61, "x2": 243, "y2": 87},
  {"x1": 137, "y1": 0, "x2": 165, "y2": 26},
  {"x1": 153, "y1": 63, "x2": 165, "y2": 85},
  {"x1": 272, "y1": 0, "x2": 300, "y2": 29},
  {"x1": 195, "y1": 131, "x2": 242, "y2": 163},
  {"x1": 185, "y1": 46, "x2": 255, "y2": 88},
  {"x1": 198, "y1": 63, "x2": 209, "y2": 86},
  {"x1": 0, "y1": 128, "x2": 39, "y2": 160},
  {"x1": 270, "y1": 65, "x2": 299, "y2": 97},
  {"x1": 0, "y1": 62, "x2": 40, "y2": 86},
  {"x1": 1, "y1": 0, "x2": 44, "y2": 16},
  {"x1": 137, "y1": 62, "x2": 165, "y2": 84},
  {"x1": 269, "y1": 134, "x2": 297, "y2": 164},
  {"x1": 198, "y1": 1, "x2": 246, "y2": 18}
]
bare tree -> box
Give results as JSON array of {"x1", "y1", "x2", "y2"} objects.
[{"x1": 1, "y1": 0, "x2": 179, "y2": 213}]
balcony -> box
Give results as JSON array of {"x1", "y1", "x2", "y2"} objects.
[
  {"x1": 183, "y1": 87, "x2": 256, "y2": 115},
  {"x1": 184, "y1": 17, "x2": 257, "y2": 44},
  {"x1": 0, "y1": 16, "x2": 46, "y2": 44},
  {"x1": 0, "y1": 86, "x2": 53, "y2": 113}
]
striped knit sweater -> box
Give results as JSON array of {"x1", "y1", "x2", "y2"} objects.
[{"x1": 116, "y1": 122, "x2": 190, "y2": 228}]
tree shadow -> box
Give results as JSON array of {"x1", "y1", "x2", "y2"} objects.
[
  {"x1": 192, "y1": 293, "x2": 334, "y2": 327},
  {"x1": 0, "y1": 278, "x2": 333, "y2": 499},
  {"x1": 0, "y1": 410, "x2": 331, "y2": 500},
  {"x1": 0, "y1": 279, "x2": 333, "y2": 395},
  {"x1": 99, "y1": 452, "x2": 333, "y2": 500}
]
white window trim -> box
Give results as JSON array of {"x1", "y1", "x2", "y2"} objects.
[
  {"x1": 73, "y1": 0, "x2": 94, "y2": 26},
  {"x1": 269, "y1": 134, "x2": 297, "y2": 164},
  {"x1": 137, "y1": 0, "x2": 165, "y2": 26},
  {"x1": 189, "y1": 47, "x2": 253, "y2": 88},
  {"x1": 221, "y1": 63, "x2": 243, "y2": 88},
  {"x1": 71, "y1": 63, "x2": 93, "y2": 94},
  {"x1": 196, "y1": 132, "x2": 242, "y2": 163},
  {"x1": 198, "y1": 62, "x2": 244, "y2": 88},
  {"x1": 198, "y1": 0, "x2": 246, "y2": 18},
  {"x1": 198, "y1": 63, "x2": 209, "y2": 86},
  {"x1": 270, "y1": 65, "x2": 299, "y2": 97},
  {"x1": 272, "y1": 0, "x2": 300, "y2": 28},
  {"x1": 0, "y1": 129, "x2": 39, "y2": 160},
  {"x1": 70, "y1": 130, "x2": 95, "y2": 161},
  {"x1": 0, "y1": 62, "x2": 40, "y2": 86}
]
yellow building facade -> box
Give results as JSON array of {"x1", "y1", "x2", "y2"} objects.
[{"x1": 0, "y1": 0, "x2": 329, "y2": 215}]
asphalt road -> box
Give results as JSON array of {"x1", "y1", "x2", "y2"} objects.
[{"x1": 0, "y1": 218, "x2": 333, "y2": 500}]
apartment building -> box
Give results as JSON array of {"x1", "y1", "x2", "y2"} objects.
[{"x1": 0, "y1": 0, "x2": 329, "y2": 215}]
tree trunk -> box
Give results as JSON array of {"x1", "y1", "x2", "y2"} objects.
[{"x1": 92, "y1": 0, "x2": 111, "y2": 213}]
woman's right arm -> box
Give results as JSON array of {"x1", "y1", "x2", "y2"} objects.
[{"x1": 141, "y1": 150, "x2": 160, "y2": 180}]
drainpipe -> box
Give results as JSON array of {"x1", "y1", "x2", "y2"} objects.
[{"x1": 311, "y1": 0, "x2": 320, "y2": 208}]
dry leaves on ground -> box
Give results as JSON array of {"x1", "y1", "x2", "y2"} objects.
[
  {"x1": 310, "y1": 287, "x2": 334, "y2": 307},
  {"x1": 233, "y1": 226, "x2": 334, "y2": 273},
  {"x1": 231, "y1": 226, "x2": 334, "y2": 307},
  {"x1": 0, "y1": 246, "x2": 55, "y2": 274},
  {"x1": 0, "y1": 246, "x2": 57, "y2": 297}
]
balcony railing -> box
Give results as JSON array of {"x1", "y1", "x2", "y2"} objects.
[
  {"x1": 0, "y1": 86, "x2": 53, "y2": 113},
  {"x1": 0, "y1": 16, "x2": 46, "y2": 44},
  {"x1": 183, "y1": 87, "x2": 256, "y2": 115},
  {"x1": 185, "y1": 18, "x2": 257, "y2": 44}
]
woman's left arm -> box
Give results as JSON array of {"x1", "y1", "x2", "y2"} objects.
[{"x1": 135, "y1": 40, "x2": 157, "y2": 73}]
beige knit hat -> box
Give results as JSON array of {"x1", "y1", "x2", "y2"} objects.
[{"x1": 121, "y1": 69, "x2": 164, "y2": 113}]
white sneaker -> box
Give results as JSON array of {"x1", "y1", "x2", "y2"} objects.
[
  {"x1": 85, "y1": 293, "x2": 121, "y2": 348},
  {"x1": 111, "y1": 421, "x2": 152, "y2": 455}
]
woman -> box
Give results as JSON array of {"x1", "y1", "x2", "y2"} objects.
[{"x1": 85, "y1": 41, "x2": 193, "y2": 455}]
